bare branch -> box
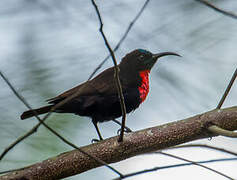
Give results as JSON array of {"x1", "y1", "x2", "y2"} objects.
[
  {"x1": 157, "y1": 152, "x2": 233, "y2": 180},
  {"x1": 169, "y1": 144, "x2": 237, "y2": 156},
  {"x1": 0, "y1": 72, "x2": 92, "y2": 161},
  {"x1": 88, "y1": 0, "x2": 150, "y2": 80},
  {"x1": 113, "y1": 156, "x2": 237, "y2": 180},
  {"x1": 196, "y1": 0, "x2": 237, "y2": 19},
  {"x1": 217, "y1": 68, "x2": 237, "y2": 109},
  {"x1": 0, "y1": 124, "x2": 39, "y2": 161},
  {"x1": 91, "y1": 0, "x2": 127, "y2": 142},
  {"x1": 0, "y1": 71, "x2": 122, "y2": 177},
  {"x1": 1, "y1": 106, "x2": 237, "y2": 179},
  {"x1": 0, "y1": 75, "x2": 96, "y2": 160}
]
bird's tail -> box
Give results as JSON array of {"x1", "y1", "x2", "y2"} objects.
[{"x1": 20, "y1": 105, "x2": 54, "y2": 120}]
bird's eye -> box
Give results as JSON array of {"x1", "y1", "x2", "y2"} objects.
[{"x1": 138, "y1": 54, "x2": 144, "y2": 60}]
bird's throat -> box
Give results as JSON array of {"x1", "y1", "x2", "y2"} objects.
[{"x1": 138, "y1": 70, "x2": 150, "y2": 103}]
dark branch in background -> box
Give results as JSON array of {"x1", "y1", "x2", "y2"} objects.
[
  {"x1": 0, "y1": 71, "x2": 123, "y2": 177},
  {"x1": 88, "y1": 0, "x2": 150, "y2": 80},
  {"x1": 217, "y1": 68, "x2": 237, "y2": 109},
  {"x1": 116, "y1": 149, "x2": 236, "y2": 180},
  {"x1": 1, "y1": 106, "x2": 237, "y2": 179},
  {"x1": 0, "y1": 71, "x2": 43, "y2": 161},
  {"x1": 169, "y1": 144, "x2": 237, "y2": 156},
  {"x1": 114, "y1": 157, "x2": 237, "y2": 180},
  {"x1": 91, "y1": 0, "x2": 127, "y2": 142},
  {"x1": 0, "y1": 72, "x2": 95, "y2": 162},
  {"x1": 196, "y1": 0, "x2": 237, "y2": 19},
  {"x1": 157, "y1": 152, "x2": 234, "y2": 180},
  {"x1": 0, "y1": 122, "x2": 38, "y2": 161}
]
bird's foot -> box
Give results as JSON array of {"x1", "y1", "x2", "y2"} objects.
[
  {"x1": 117, "y1": 127, "x2": 132, "y2": 135},
  {"x1": 91, "y1": 138, "x2": 102, "y2": 143},
  {"x1": 112, "y1": 119, "x2": 132, "y2": 135}
]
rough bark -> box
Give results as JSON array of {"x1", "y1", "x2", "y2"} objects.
[{"x1": 1, "y1": 106, "x2": 237, "y2": 180}]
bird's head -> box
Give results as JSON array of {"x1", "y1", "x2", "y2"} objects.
[{"x1": 120, "y1": 49, "x2": 180, "y2": 71}]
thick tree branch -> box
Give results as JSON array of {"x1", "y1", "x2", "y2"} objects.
[{"x1": 1, "y1": 106, "x2": 237, "y2": 180}]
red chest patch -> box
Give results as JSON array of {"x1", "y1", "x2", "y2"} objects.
[{"x1": 138, "y1": 70, "x2": 150, "y2": 103}]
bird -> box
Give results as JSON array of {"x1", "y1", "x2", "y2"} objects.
[{"x1": 21, "y1": 49, "x2": 180, "y2": 141}]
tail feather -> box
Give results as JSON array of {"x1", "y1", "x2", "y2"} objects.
[{"x1": 20, "y1": 105, "x2": 53, "y2": 120}]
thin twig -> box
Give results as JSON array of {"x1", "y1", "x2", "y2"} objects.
[
  {"x1": 0, "y1": 75, "x2": 94, "y2": 161},
  {"x1": 196, "y1": 0, "x2": 237, "y2": 19},
  {"x1": 168, "y1": 144, "x2": 237, "y2": 156},
  {"x1": 158, "y1": 152, "x2": 234, "y2": 180},
  {"x1": 113, "y1": 157, "x2": 237, "y2": 180},
  {"x1": 0, "y1": 71, "x2": 42, "y2": 160},
  {"x1": 91, "y1": 0, "x2": 127, "y2": 142},
  {"x1": 0, "y1": 124, "x2": 39, "y2": 161},
  {"x1": 0, "y1": 71, "x2": 123, "y2": 177},
  {"x1": 217, "y1": 68, "x2": 237, "y2": 109},
  {"x1": 88, "y1": 0, "x2": 150, "y2": 80},
  {"x1": 208, "y1": 125, "x2": 237, "y2": 138},
  {"x1": 0, "y1": 73, "x2": 77, "y2": 157}
]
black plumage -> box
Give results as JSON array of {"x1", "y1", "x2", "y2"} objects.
[{"x1": 21, "y1": 49, "x2": 180, "y2": 140}]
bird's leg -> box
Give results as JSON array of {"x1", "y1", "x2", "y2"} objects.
[
  {"x1": 91, "y1": 119, "x2": 103, "y2": 142},
  {"x1": 112, "y1": 119, "x2": 132, "y2": 134}
]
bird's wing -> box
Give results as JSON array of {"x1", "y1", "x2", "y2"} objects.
[
  {"x1": 46, "y1": 67, "x2": 119, "y2": 104},
  {"x1": 46, "y1": 81, "x2": 92, "y2": 104},
  {"x1": 89, "y1": 67, "x2": 119, "y2": 95}
]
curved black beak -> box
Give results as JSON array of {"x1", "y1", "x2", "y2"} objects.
[{"x1": 152, "y1": 52, "x2": 181, "y2": 60}]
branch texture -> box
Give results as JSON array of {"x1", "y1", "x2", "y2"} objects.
[{"x1": 1, "y1": 106, "x2": 237, "y2": 180}]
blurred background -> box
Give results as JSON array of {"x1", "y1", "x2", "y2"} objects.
[{"x1": 0, "y1": 0, "x2": 237, "y2": 179}]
